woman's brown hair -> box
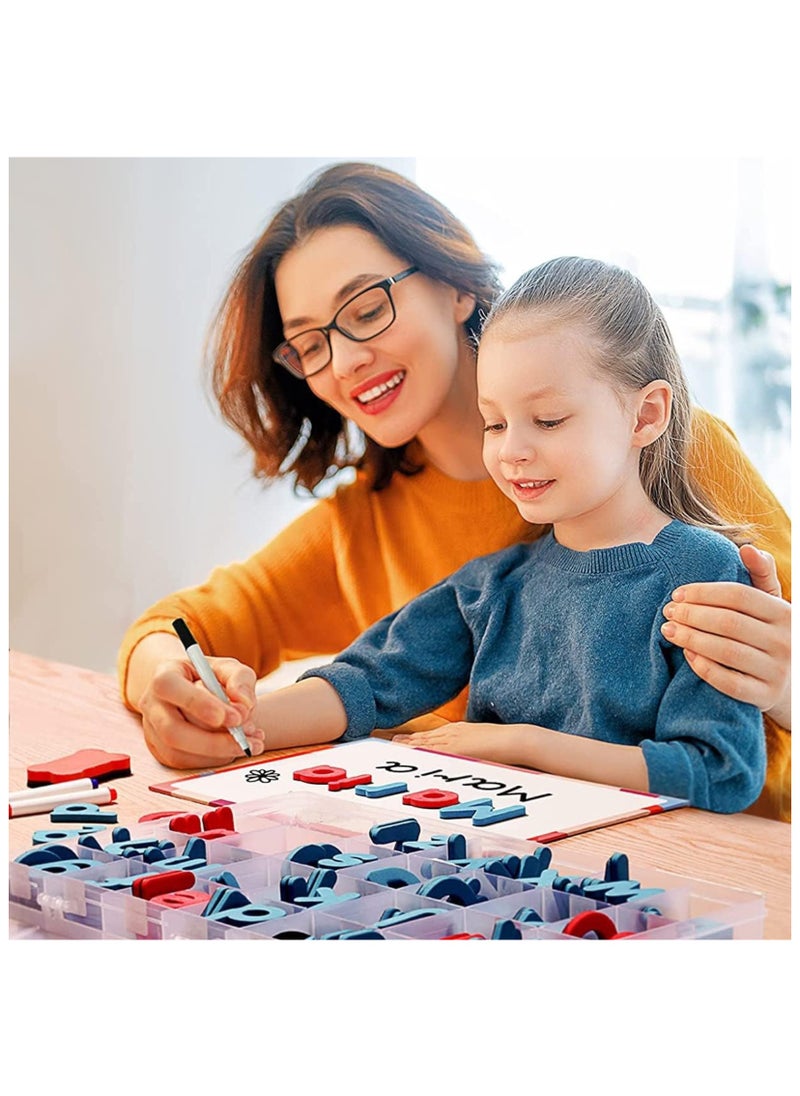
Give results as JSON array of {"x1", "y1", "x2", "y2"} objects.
[{"x1": 208, "y1": 162, "x2": 502, "y2": 492}]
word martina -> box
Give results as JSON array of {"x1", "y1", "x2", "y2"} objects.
[
  {"x1": 375, "y1": 759, "x2": 553, "y2": 803},
  {"x1": 243, "y1": 757, "x2": 555, "y2": 803}
]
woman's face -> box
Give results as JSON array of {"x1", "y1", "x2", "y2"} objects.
[{"x1": 274, "y1": 224, "x2": 476, "y2": 449}]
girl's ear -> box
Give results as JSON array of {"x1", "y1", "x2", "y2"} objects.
[
  {"x1": 454, "y1": 289, "x2": 477, "y2": 324},
  {"x1": 632, "y1": 380, "x2": 672, "y2": 448}
]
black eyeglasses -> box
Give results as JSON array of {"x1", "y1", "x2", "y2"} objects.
[{"x1": 272, "y1": 266, "x2": 419, "y2": 379}]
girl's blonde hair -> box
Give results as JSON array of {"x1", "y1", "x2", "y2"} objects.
[{"x1": 481, "y1": 256, "x2": 752, "y2": 542}]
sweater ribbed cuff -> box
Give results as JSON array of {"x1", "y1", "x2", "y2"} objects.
[
  {"x1": 297, "y1": 663, "x2": 377, "y2": 741},
  {"x1": 640, "y1": 738, "x2": 700, "y2": 808}
]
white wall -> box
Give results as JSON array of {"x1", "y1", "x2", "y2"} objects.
[{"x1": 9, "y1": 157, "x2": 414, "y2": 674}]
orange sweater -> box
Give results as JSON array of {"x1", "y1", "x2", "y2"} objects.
[{"x1": 119, "y1": 408, "x2": 791, "y2": 821}]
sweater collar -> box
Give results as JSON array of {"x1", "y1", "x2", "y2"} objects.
[{"x1": 536, "y1": 520, "x2": 686, "y2": 573}]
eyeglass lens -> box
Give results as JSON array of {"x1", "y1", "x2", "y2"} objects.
[{"x1": 283, "y1": 284, "x2": 395, "y2": 377}]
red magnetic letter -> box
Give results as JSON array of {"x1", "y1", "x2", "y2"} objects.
[
  {"x1": 293, "y1": 765, "x2": 348, "y2": 785},
  {"x1": 402, "y1": 788, "x2": 461, "y2": 809}
]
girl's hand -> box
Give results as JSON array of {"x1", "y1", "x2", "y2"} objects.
[
  {"x1": 138, "y1": 656, "x2": 265, "y2": 768},
  {"x1": 661, "y1": 545, "x2": 791, "y2": 728},
  {"x1": 394, "y1": 719, "x2": 649, "y2": 791},
  {"x1": 392, "y1": 722, "x2": 527, "y2": 767}
]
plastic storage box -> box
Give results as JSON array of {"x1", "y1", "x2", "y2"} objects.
[{"x1": 9, "y1": 791, "x2": 765, "y2": 940}]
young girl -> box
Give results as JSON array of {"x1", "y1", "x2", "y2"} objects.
[
  {"x1": 118, "y1": 164, "x2": 789, "y2": 818},
  {"x1": 222, "y1": 257, "x2": 766, "y2": 814}
]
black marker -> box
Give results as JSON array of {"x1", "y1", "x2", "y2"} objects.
[{"x1": 172, "y1": 618, "x2": 251, "y2": 757}]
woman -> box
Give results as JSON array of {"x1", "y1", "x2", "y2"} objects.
[{"x1": 118, "y1": 162, "x2": 790, "y2": 820}]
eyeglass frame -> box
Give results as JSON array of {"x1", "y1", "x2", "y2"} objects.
[{"x1": 272, "y1": 265, "x2": 420, "y2": 379}]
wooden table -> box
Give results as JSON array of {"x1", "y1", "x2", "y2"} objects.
[{"x1": 8, "y1": 651, "x2": 792, "y2": 938}]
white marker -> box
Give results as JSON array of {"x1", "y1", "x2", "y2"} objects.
[
  {"x1": 10, "y1": 777, "x2": 100, "y2": 804},
  {"x1": 172, "y1": 617, "x2": 251, "y2": 757},
  {"x1": 9, "y1": 786, "x2": 118, "y2": 818}
]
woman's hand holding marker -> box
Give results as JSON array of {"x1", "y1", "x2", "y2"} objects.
[{"x1": 136, "y1": 631, "x2": 263, "y2": 769}]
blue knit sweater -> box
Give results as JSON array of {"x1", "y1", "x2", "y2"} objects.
[{"x1": 301, "y1": 521, "x2": 766, "y2": 813}]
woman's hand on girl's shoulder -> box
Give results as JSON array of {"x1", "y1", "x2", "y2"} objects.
[
  {"x1": 140, "y1": 655, "x2": 264, "y2": 768},
  {"x1": 661, "y1": 546, "x2": 791, "y2": 728}
]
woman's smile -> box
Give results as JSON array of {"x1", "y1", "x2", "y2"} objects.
[{"x1": 350, "y1": 369, "x2": 407, "y2": 413}]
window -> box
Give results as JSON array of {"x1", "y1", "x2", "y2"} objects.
[{"x1": 416, "y1": 157, "x2": 791, "y2": 512}]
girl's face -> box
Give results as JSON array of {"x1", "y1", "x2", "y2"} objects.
[
  {"x1": 478, "y1": 322, "x2": 649, "y2": 548},
  {"x1": 274, "y1": 224, "x2": 476, "y2": 450}
]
